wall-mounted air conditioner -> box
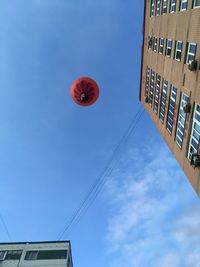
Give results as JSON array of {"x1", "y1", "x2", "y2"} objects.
[
  {"x1": 191, "y1": 154, "x2": 200, "y2": 168},
  {"x1": 183, "y1": 103, "x2": 191, "y2": 113},
  {"x1": 188, "y1": 60, "x2": 197, "y2": 71}
]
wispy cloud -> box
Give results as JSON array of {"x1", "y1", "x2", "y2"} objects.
[{"x1": 105, "y1": 141, "x2": 199, "y2": 267}]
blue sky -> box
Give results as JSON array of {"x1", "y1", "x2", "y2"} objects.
[{"x1": 0, "y1": 1, "x2": 199, "y2": 267}]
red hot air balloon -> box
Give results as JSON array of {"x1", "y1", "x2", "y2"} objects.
[{"x1": 70, "y1": 77, "x2": 99, "y2": 106}]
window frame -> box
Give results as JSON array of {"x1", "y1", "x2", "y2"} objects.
[
  {"x1": 175, "y1": 93, "x2": 189, "y2": 148},
  {"x1": 149, "y1": 69, "x2": 155, "y2": 105},
  {"x1": 159, "y1": 79, "x2": 168, "y2": 123},
  {"x1": 185, "y1": 42, "x2": 197, "y2": 65},
  {"x1": 166, "y1": 85, "x2": 177, "y2": 134},
  {"x1": 154, "y1": 74, "x2": 161, "y2": 114},
  {"x1": 162, "y1": 0, "x2": 168, "y2": 14},
  {"x1": 154, "y1": 37, "x2": 158, "y2": 52},
  {"x1": 166, "y1": 39, "x2": 173, "y2": 57},
  {"x1": 150, "y1": 0, "x2": 155, "y2": 16},
  {"x1": 188, "y1": 104, "x2": 200, "y2": 161},
  {"x1": 170, "y1": 0, "x2": 177, "y2": 13},
  {"x1": 159, "y1": 38, "x2": 165, "y2": 55},
  {"x1": 156, "y1": 0, "x2": 161, "y2": 15},
  {"x1": 180, "y1": 0, "x2": 188, "y2": 11},
  {"x1": 193, "y1": 0, "x2": 200, "y2": 8},
  {"x1": 174, "y1": 41, "x2": 183, "y2": 61},
  {"x1": 145, "y1": 67, "x2": 150, "y2": 98}
]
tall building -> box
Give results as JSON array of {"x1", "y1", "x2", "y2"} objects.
[
  {"x1": 140, "y1": 0, "x2": 200, "y2": 195},
  {"x1": 0, "y1": 241, "x2": 73, "y2": 267}
]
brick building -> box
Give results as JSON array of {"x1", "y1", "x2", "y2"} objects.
[
  {"x1": 139, "y1": 0, "x2": 200, "y2": 195},
  {"x1": 0, "y1": 241, "x2": 73, "y2": 267}
]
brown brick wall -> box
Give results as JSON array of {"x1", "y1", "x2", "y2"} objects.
[{"x1": 140, "y1": 0, "x2": 200, "y2": 196}]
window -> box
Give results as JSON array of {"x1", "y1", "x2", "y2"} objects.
[
  {"x1": 151, "y1": 0, "x2": 155, "y2": 16},
  {"x1": 25, "y1": 251, "x2": 38, "y2": 260},
  {"x1": 176, "y1": 93, "x2": 189, "y2": 147},
  {"x1": 180, "y1": 0, "x2": 188, "y2": 10},
  {"x1": 166, "y1": 85, "x2": 177, "y2": 133},
  {"x1": 156, "y1": 0, "x2": 161, "y2": 15},
  {"x1": 193, "y1": 0, "x2": 200, "y2": 8},
  {"x1": 152, "y1": 37, "x2": 155, "y2": 51},
  {"x1": 188, "y1": 104, "x2": 200, "y2": 160},
  {"x1": 149, "y1": 70, "x2": 155, "y2": 105},
  {"x1": 162, "y1": 0, "x2": 168, "y2": 14},
  {"x1": 175, "y1": 41, "x2": 183, "y2": 61},
  {"x1": 170, "y1": 0, "x2": 176, "y2": 13},
  {"x1": 154, "y1": 38, "x2": 158, "y2": 52},
  {"x1": 25, "y1": 250, "x2": 67, "y2": 261},
  {"x1": 0, "y1": 251, "x2": 7, "y2": 261},
  {"x1": 154, "y1": 74, "x2": 161, "y2": 114},
  {"x1": 166, "y1": 39, "x2": 173, "y2": 57},
  {"x1": 185, "y1": 43, "x2": 197, "y2": 64},
  {"x1": 159, "y1": 79, "x2": 168, "y2": 123},
  {"x1": 159, "y1": 38, "x2": 165, "y2": 54},
  {"x1": 5, "y1": 251, "x2": 22, "y2": 260},
  {"x1": 145, "y1": 67, "x2": 150, "y2": 97},
  {"x1": 148, "y1": 36, "x2": 152, "y2": 49}
]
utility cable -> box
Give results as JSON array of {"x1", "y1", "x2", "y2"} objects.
[
  {"x1": 0, "y1": 214, "x2": 12, "y2": 241},
  {"x1": 57, "y1": 106, "x2": 145, "y2": 240}
]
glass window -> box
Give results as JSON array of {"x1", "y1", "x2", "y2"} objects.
[
  {"x1": 188, "y1": 104, "x2": 200, "y2": 160},
  {"x1": 159, "y1": 79, "x2": 168, "y2": 123},
  {"x1": 25, "y1": 250, "x2": 67, "y2": 261},
  {"x1": 159, "y1": 38, "x2": 165, "y2": 54},
  {"x1": 180, "y1": 0, "x2": 188, "y2": 10},
  {"x1": 166, "y1": 39, "x2": 173, "y2": 57},
  {"x1": 154, "y1": 38, "x2": 158, "y2": 52},
  {"x1": 145, "y1": 67, "x2": 150, "y2": 98},
  {"x1": 25, "y1": 251, "x2": 38, "y2": 260},
  {"x1": 0, "y1": 251, "x2": 7, "y2": 261},
  {"x1": 166, "y1": 85, "x2": 177, "y2": 134},
  {"x1": 186, "y1": 43, "x2": 197, "y2": 64},
  {"x1": 175, "y1": 41, "x2": 183, "y2": 61},
  {"x1": 193, "y1": 0, "x2": 200, "y2": 8},
  {"x1": 5, "y1": 251, "x2": 22, "y2": 260},
  {"x1": 176, "y1": 93, "x2": 189, "y2": 147},
  {"x1": 170, "y1": 0, "x2": 176, "y2": 13},
  {"x1": 156, "y1": 0, "x2": 161, "y2": 15},
  {"x1": 151, "y1": 0, "x2": 155, "y2": 16},
  {"x1": 148, "y1": 36, "x2": 152, "y2": 49},
  {"x1": 149, "y1": 70, "x2": 155, "y2": 105},
  {"x1": 162, "y1": 0, "x2": 168, "y2": 14},
  {"x1": 152, "y1": 37, "x2": 155, "y2": 51},
  {"x1": 154, "y1": 74, "x2": 161, "y2": 114}
]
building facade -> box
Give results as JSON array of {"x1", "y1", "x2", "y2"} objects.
[
  {"x1": 140, "y1": 0, "x2": 200, "y2": 195},
  {"x1": 0, "y1": 241, "x2": 73, "y2": 267}
]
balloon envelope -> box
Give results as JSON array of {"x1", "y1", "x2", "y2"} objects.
[{"x1": 70, "y1": 77, "x2": 99, "y2": 106}]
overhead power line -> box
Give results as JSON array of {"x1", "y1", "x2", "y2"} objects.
[
  {"x1": 0, "y1": 214, "x2": 12, "y2": 242},
  {"x1": 57, "y1": 106, "x2": 145, "y2": 240}
]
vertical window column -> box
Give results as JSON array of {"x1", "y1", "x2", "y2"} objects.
[
  {"x1": 188, "y1": 104, "x2": 200, "y2": 161},
  {"x1": 162, "y1": 0, "x2": 168, "y2": 14},
  {"x1": 149, "y1": 70, "x2": 155, "y2": 105},
  {"x1": 151, "y1": 0, "x2": 155, "y2": 16},
  {"x1": 175, "y1": 41, "x2": 183, "y2": 61},
  {"x1": 176, "y1": 93, "x2": 189, "y2": 148},
  {"x1": 170, "y1": 0, "x2": 177, "y2": 13},
  {"x1": 145, "y1": 67, "x2": 150, "y2": 98},
  {"x1": 180, "y1": 0, "x2": 188, "y2": 10},
  {"x1": 154, "y1": 74, "x2": 161, "y2": 114},
  {"x1": 166, "y1": 85, "x2": 177, "y2": 134},
  {"x1": 159, "y1": 80, "x2": 168, "y2": 123},
  {"x1": 156, "y1": 0, "x2": 161, "y2": 15}
]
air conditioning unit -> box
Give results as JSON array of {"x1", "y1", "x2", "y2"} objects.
[
  {"x1": 191, "y1": 153, "x2": 200, "y2": 168},
  {"x1": 183, "y1": 103, "x2": 191, "y2": 113},
  {"x1": 188, "y1": 60, "x2": 197, "y2": 71},
  {"x1": 144, "y1": 95, "x2": 149, "y2": 103}
]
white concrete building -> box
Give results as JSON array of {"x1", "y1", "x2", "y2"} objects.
[{"x1": 0, "y1": 241, "x2": 73, "y2": 267}]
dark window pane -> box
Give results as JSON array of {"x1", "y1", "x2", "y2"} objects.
[
  {"x1": 37, "y1": 250, "x2": 67, "y2": 260},
  {"x1": 5, "y1": 251, "x2": 22, "y2": 260}
]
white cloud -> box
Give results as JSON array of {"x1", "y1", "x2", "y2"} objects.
[{"x1": 105, "y1": 142, "x2": 199, "y2": 267}]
